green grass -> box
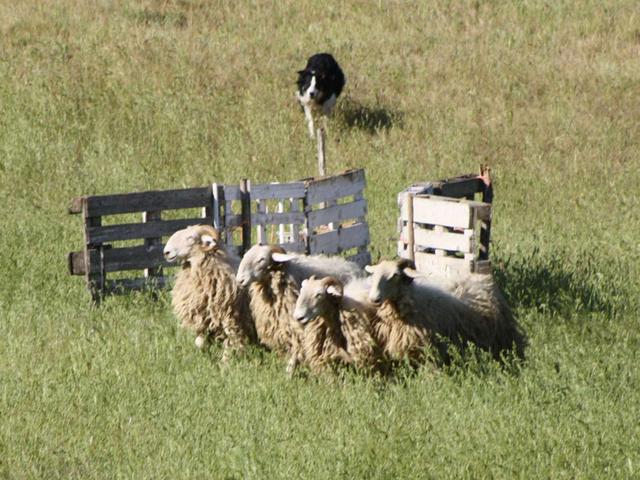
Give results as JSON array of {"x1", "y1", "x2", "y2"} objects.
[{"x1": 1, "y1": 1, "x2": 639, "y2": 478}]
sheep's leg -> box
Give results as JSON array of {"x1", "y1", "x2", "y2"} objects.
[
  {"x1": 285, "y1": 354, "x2": 299, "y2": 377},
  {"x1": 221, "y1": 338, "x2": 232, "y2": 365},
  {"x1": 195, "y1": 334, "x2": 208, "y2": 350}
]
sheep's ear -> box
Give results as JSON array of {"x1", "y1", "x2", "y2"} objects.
[
  {"x1": 403, "y1": 268, "x2": 421, "y2": 279},
  {"x1": 272, "y1": 252, "x2": 296, "y2": 263},
  {"x1": 200, "y1": 234, "x2": 218, "y2": 251},
  {"x1": 397, "y1": 258, "x2": 416, "y2": 271},
  {"x1": 326, "y1": 285, "x2": 343, "y2": 298},
  {"x1": 301, "y1": 279, "x2": 308, "y2": 288},
  {"x1": 364, "y1": 265, "x2": 375, "y2": 274}
]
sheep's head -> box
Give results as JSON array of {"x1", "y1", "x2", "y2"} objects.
[
  {"x1": 293, "y1": 276, "x2": 344, "y2": 324},
  {"x1": 235, "y1": 244, "x2": 295, "y2": 288},
  {"x1": 364, "y1": 258, "x2": 417, "y2": 304},
  {"x1": 163, "y1": 225, "x2": 221, "y2": 265}
]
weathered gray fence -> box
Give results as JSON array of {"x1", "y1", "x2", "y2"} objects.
[{"x1": 68, "y1": 169, "x2": 370, "y2": 303}]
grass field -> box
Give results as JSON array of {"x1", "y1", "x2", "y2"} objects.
[{"x1": 1, "y1": 1, "x2": 639, "y2": 478}]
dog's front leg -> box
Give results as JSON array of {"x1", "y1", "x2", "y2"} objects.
[{"x1": 303, "y1": 103, "x2": 315, "y2": 138}]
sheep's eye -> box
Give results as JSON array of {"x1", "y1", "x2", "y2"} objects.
[{"x1": 315, "y1": 292, "x2": 323, "y2": 299}]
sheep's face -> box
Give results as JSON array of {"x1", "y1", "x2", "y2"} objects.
[
  {"x1": 365, "y1": 259, "x2": 415, "y2": 304},
  {"x1": 236, "y1": 244, "x2": 295, "y2": 288},
  {"x1": 293, "y1": 276, "x2": 343, "y2": 324},
  {"x1": 163, "y1": 225, "x2": 220, "y2": 264}
]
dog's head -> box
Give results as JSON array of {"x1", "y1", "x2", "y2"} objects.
[{"x1": 297, "y1": 68, "x2": 322, "y2": 103}]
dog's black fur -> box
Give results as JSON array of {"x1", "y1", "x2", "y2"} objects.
[
  {"x1": 296, "y1": 53, "x2": 345, "y2": 105},
  {"x1": 296, "y1": 53, "x2": 345, "y2": 137}
]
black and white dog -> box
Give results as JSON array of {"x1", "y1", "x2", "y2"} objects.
[{"x1": 296, "y1": 53, "x2": 345, "y2": 138}]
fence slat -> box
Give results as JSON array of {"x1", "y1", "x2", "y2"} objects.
[
  {"x1": 104, "y1": 276, "x2": 173, "y2": 294},
  {"x1": 86, "y1": 217, "x2": 213, "y2": 243},
  {"x1": 69, "y1": 246, "x2": 173, "y2": 274},
  {"x1": 253, "y1": 211, "x2": 306, "y2": 226},
  {"x1": 250, "y1": 182, "x2": 306, "y2": 200},
  {"x1": 308, "y1": 199, "x2": 368, "y2": 230},
  {"x1": 309, "y1": 222, "x2": 369, "y2": 254},
  {"x1": 306, "y1": 169, "x2": 366, "y2": 205},
  {"x1": 71, "y1": 187, "x2": 211, "y2": 216}
]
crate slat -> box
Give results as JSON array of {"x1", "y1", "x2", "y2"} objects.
[
  {"x1": 400, "y1": 195, "x2": 490, "y2": 229},
  {"x1": 411, "y1": 251, "x2": 491, "y2": 275},
  {"x1": 71, "y1": 187, "x2": 211, "y2": 216},
  {"x1": 306, "y1": 169, "x2": 366, "y2": 205},
  {"x1": 86, "y1": 217, "x2": 212, "y2": 244},
  {"x1": 309, "y1": 222, "x2": 369, "y2": 254},
  {"x1": 433, "y1": 176, "x2": 484, "y2": 199},
  {"x1": 399, "y1": 226, "x2": 474, "y2": 253},
  {"x1": 307, "y1": 199, "x2": 367, "y2": 229},
  {"x1": 413, "y1": 251, "x2": 473, "y2": 274}
]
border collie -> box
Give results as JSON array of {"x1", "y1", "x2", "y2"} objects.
[{"x1": 296, "y1": 53, "x2": 345, "y2": 138}]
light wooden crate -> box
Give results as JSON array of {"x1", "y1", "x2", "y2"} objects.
[
  {"x1": 68, "y1": 169, "x2": 370, "y2": 303},
  {"x1": 397, "y1": 171, "x2": 493, "y2": 276}
]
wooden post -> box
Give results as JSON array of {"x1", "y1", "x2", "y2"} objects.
[
  {"x1": 142, "y1": 210, "x2": 162, "y2": 283},
  {"x1": 406, "y1": 193, "x2": 415, "y2": 263},
  {"x1": 479, "y1": 165, "x2": 492, "y2": 260},
  {"x1": 317, "y1": 127, "x2": 326, "y2": 177},
  {"x1": 240, "y1": 179, "x2": 251, "y2": 255},
  {"x1": 82, "y1": 197, "x2": 104, "y2": 305},
  {"x1": 256, "y1": 199, "x2": 266, "y2": 244}
]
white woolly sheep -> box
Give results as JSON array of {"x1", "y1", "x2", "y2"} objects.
[
  {"x1": 293, "y1": 276, "x2": 382, "y2": 373},
  {"x1": 365, "y1": 258, "x2": 525, "y2": 363},
  {"x1": 236, "y1": 245, "x2": 365, "y2": 288},
  {"x1": 164, "y1": 225, "x2": 255, "y2": 360},
  {"x1": 429, "y1": 271, "x2": 527, "y2": 359},
  {"x1": 235, "y1": 244, "x2": 305, "y2": 374}
]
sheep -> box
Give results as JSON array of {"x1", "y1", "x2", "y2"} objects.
[
  {"x1": 235, "y1": 244, "x2": 364, "y2": 374},
  {"x1": 235, "y1": 244, "x2": 304, "y2": 374},
  {"x1": 365, "y1": 258, "x2": 525, "y2": 364},
  {"x1": 439, "y1": 272, "x2": 527, "y2": 359},
  {"x1": 293, "y1": 276, "x2": 382, "y2": 373},
  {"x1": 163, "y1": 225, "x2": 255, "y2": 360},
  {"x1": 236, "y1": 246, "x2": 365, "y2": 287}
]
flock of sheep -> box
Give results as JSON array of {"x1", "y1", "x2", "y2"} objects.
[{"x1": 163, "y1": 224, "x2": 527, "y2": 376}]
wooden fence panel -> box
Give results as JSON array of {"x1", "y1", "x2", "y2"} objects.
[{"x1": 69, "y1": 169, "x2": 370, "y2": 302}]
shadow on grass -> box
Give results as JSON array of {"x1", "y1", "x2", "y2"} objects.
[
  {"x1": 493, "y1": 248, "x2": 617, "y2": 318},
  {"x1": 337, "y1": 97, "x2": 404, "y2": 134}
]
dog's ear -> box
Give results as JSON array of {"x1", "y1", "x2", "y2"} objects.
[{"x1": 297, "y1": 69, "x2": 307, "y2": 75}]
